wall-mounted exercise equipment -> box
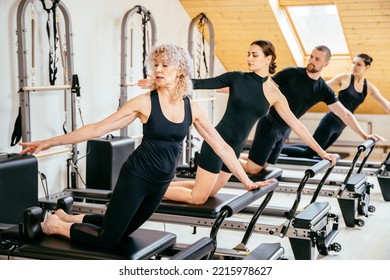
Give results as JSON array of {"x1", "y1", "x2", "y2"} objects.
[
  {"x1": 185, "y1": 12, "x2": 215, "y2": 165},
  {"x1": 119, "y1": 5, "x2": 157, "y2": 137},
  {"x1": 13, "y1": 0, "x2": 80, "y2": 188}
]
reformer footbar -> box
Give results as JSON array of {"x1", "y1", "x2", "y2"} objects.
[
  {"x1": 277, "y1": 140, "x2": 377, "y2": 227},
  {"x1": 0, "y1": 202, "x2": 215, "y2": 260}
]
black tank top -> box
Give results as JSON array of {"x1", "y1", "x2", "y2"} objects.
[
  {"x1": 338, "y1": 74, "x2": 367, "y2": 113},
  {"x1": 127, "y1": 90, "x2": 192, "y2": 183},
  {"x1": 326, "y1": 74, "x2": 368, "y2": 126}
]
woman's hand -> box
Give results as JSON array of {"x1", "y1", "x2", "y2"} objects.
[
  {"x1": 365, "y1": 133, "x2": 387, "y2": 143},
  {"x1": 137, "y1": 74, "x2": 156, "y2": 89},
  {"x1": 319, "y1": 152, "x2": 338, "y2": 167},
  {"x1": 19, "y1": 140, "x2": 53, "y2": 155},
  {"x1": 244, "y1": 178, "x2": 277, "y2": 191}
]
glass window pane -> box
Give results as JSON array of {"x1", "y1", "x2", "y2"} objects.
[{"x1": 287, "y1": 5, "x2": 349, "y2": 54}]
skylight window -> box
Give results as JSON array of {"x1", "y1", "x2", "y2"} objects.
[{"x1": 286, "y1": 5, "x2": 349, "y2": 55}]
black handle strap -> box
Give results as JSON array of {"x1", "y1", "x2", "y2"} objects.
[{"x1": 10, "y1": 106, "x2": 22, "y2": 147}]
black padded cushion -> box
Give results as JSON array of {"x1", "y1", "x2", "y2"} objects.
[
  {"x1": 15, "y1": 228, "x2": 176, "y2": 260},
  {"x1": 170, "y1": 237, "x2": 215, "y2": 260},
  {"x1": 293, "y1": 202, "x2": 330, "y2": 229},
  {"x1": 66, "y1": 188, "x2": 113, "y2": 200},
  {"x1": 345, "y1": 173, "x2": 367, "y2": 191},
  {"x1": 157, "y1": 193, "x2": 237, "y2": 219},
  {"x1": 229, "y1": 167, "x2": 282, "y2": 182},
  {"x1": 0, "y1": 225, "x2": 22, "y2": 241},
  {"x1": 245, "y1": 242, "x2": 284, "y2": 260},
  {"x1": 277, "y1": 155, "x2": 320, "y2": 166},
  {"x1": 157, "y1": 181, "x2": 278, "y2": 218}
]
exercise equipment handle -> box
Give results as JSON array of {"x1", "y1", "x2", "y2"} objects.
[
  {"x1": 306, "y1": 154, "x2": 340, "y2": 178},
  {"x1": 221, "y1": 181, "x2": 279, "y2": 217},
  {"x1": 358, "y1": 139, "x2": 376, "y2": 151}
]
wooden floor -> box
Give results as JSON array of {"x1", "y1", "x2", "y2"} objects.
[{"x1": 143, "y1": 150, "x2": 390, "y2": 260}]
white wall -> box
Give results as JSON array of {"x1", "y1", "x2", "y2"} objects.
[{"x1": 0, "y1": 0, "x2": 227, "y2": 197}]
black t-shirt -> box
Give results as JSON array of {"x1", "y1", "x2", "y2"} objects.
[{"x1": 270, "y1": 67, "x2": 338, "y2": 127}]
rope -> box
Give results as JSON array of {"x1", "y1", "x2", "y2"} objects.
[
  {"x1": 196, "y1": 14, "x2": 209, "y2": 78},
  {"x1": 137, "y1": 6, "x2": 151, "y2": 79},
  {"x1": 40, "y1": 0, "x2": 60, "y2": 85}
]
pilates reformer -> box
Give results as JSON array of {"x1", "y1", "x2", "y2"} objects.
[
  {"x1": 36, "y1": 181, "x2": 285, "y2": 260},
  {"x1": 276, "y1": 140, "x2": 383, "y2": 176},
  {"x1": 275, "y1": 140, "x2": 378, "y2": 227},
  {"x1": 159, "y1": 158, "x2": 342, "y2": 260},
  {"x1": 0, "y1": 204, "x2": 216, "y2": 260}
]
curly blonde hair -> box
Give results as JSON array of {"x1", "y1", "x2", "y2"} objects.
[{"x1": 147, "y1": 44, "x2": 193, "y2": 99}]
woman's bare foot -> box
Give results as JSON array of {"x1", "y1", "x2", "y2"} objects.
[
  {"x1": 41, "y1": 214, "x2": 61, "y2": 235},
  {"x1": 54, "y1": 208, "x2": 70, "y2": 222},
  {"x1": 53, "y1": 208, "x2": 84, "y2": 223}
]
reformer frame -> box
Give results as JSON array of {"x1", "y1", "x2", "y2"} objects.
[
  {"x1": 276, "y1": 140, "x2": 378, "y2": 227},
  {"x1": 36, "y1": 181, "x2": 285, "y2": 260},
  {"x1": 174, "y1": 158, "x2": 342, "y2": 259}
]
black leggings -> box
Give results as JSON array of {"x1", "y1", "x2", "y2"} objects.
[
  {"x1": 281, "y1": 113, "x2": 346, "y2": 158},
  {"x1": 69, "y1": 163, "x2": 169, "y2": 248}
]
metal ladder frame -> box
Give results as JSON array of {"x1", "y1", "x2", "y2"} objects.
[
  {"x1": 119, "y1": 5, "x2": 157, "y2": 137},
  {"x1": 16, "y1": 0, "x2": 78, "y2": 187}
]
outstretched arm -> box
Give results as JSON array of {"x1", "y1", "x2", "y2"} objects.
[
  {"x1": 367, "y1": 82, "x2": 390, "y2": 114},
  {"x1": 19, "y1": 94, "x2": 148, "y2": 155},
  {"x1": 328, "y1": 101, "x2": 386, "y2": 142},
  {"x1": 190, "y1": 100, "x2": 274, "y2": 190}
]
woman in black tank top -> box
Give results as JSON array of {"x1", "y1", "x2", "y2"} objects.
[
  {"x1": 281, "y1": 53, "x2": 390, "y2": 158},
  {"x1": 18, "y1": 44, "x2": 272, "y2": 248}
]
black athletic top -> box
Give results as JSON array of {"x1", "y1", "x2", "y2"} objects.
[
  {"x1": 270, "y1": 67, "x2": 338, "y2": 126},
  {"x1": 127, "y1": 90, "x2": 192, "y2": 183},
  {"x1": 338, "y1": 74, "x2": 367, "y2": 113},
  {"x1": 324, "y1": 74, "x2": 368, "y2": 126},
  {"x1": 193, "y1": 71, "x2": 270, "y2": 147}
]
